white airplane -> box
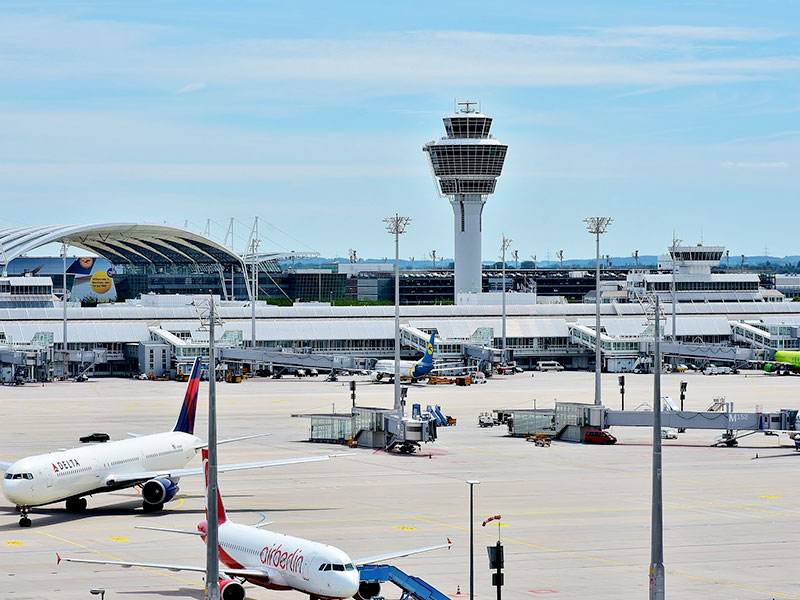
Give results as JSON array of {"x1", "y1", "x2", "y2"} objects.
[
  {"x1": 371, "y1": 331, "x2": 436, "y2": 382},
  {"x1": 1, "y1": 358, "x2": 339, "y2": 528},
  {"x1": 60, "y1": 449, "x2": 451, "y2": 600}
]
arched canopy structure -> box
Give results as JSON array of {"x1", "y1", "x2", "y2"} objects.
[{"x1": 0, "y1": 223, "x2": 245, "y2": 272}]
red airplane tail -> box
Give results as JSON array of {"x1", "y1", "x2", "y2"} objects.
[{"x1": 201, "y1": 448, "x2": 227, "y2": 524}]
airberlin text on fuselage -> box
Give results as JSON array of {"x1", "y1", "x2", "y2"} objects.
[{"x1": 259, "y1": 544, "x2": 304, "y2": 573}]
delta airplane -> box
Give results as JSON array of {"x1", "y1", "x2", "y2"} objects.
[
  {"x1": 60, "y1": 449, "x2": 451, "y2": 600},
  {"x1": 1, "y1": 358, "x2": 339, "y2": 527},
  {"x1": 371, "y1": 331, "x2": 436, "y2": 382}
]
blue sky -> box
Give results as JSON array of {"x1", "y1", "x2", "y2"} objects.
[{"x1": 2, "y1": 1, "x2": 798, "y2": 261}]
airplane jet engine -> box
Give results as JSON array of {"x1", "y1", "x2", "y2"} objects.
[
  {"x1": 219, "y1": 578, "x2": 246, "y2": 600},
  {"x1": 141, "y1": 478, "x2": 179, "y2": 509},
  {"x1": 355, "y1": 581, "x2": 381, "y2": 600}
]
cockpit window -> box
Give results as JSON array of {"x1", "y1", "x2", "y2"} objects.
[
  {"x1": 26, "y1": 473, "x2": 33, "y2": 480},
  {"x1": 12, "y1": 473, "x2": 23, "y2": 479},
  {"x1": 332, "y1": 564, "x2": 345, "y2": 571},
  {"x1": 3, "y1": 473, "x2": 11, "y2": 479},
  {"x1": 345, "y1": 563, "x2": 355, "y2": 571}
]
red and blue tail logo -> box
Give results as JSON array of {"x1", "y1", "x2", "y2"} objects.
[{"x1": 173, "y1": 358, "x2": 201, "y2": 434}]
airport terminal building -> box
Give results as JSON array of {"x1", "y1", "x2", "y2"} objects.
[{"x1": 2, "y1": 224, "x2": 798, "y2": 381}]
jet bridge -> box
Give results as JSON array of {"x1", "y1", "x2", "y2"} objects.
[
  {"x1": 221, "y1": 347, "x2": 373, "y2": 373},
  {"x1": 504, "y1": 401, "x2": 799, "y2": 445}
]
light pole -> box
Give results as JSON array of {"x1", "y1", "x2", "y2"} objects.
[
  {"x1": 384, "y1": 214, "x2": 411, "y2": 413},
  {"x1": 584, "y1": 217, "x2": 612, "y2": 405},
  {"x1": 650, "y1": 295, "x2": 665, "y2": 600},
  {"x1": 670, "y1": 235, "x2": 681, "y2": 344},
  {"x1": 61, "y1": 241, "x2": 68, "y2": 378},
  {"x1": 500, "y1": 235, "x2": 512, "y2": 364},
  {"x1": 89, "y1": 589, "x2": 105, "y2": 600},
  {"x1": 466, "y1": 480, "x2": 481, "y2": 600},
  {"x1": 206, "y1": 292, "x2": 220, "y2": 600}
]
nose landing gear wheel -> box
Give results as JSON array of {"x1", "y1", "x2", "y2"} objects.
[{"x1": 18, "y1": 507, "x2": 31, "y2": 527}]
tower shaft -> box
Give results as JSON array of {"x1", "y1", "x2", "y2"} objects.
[{"x1": 451, "y1": 194, "x2": 485, "y2": 294}]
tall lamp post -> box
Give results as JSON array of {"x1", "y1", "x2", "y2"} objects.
[
  {"x1": 206, "y1": 293, "x2": 220, "y2": 600},
  {"x1": 500, "y1": 235, "x2": 512, "y2": 364},
  {"x1": 650, "y1": 295, "x2": 665, "y2": 600},
  {"x1": 670, "y1": 235, "x2": 681, "y2": 344},
  {"x1": 584, "y1": 217, "x2": 612, "y2": 405},
  {"x1": 466, "y1": 480, "x2": 481, "y2": 600},
  {"x1": 384, "y1": 214, "x2": 411, "y2": 413},
  {"x1": 61, "y1": 241, "x2": 68, "y2": 378}
]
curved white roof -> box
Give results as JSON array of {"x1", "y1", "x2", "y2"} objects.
[{"x1": 0, "y1": 223, "x2": 244, "y2": 268}]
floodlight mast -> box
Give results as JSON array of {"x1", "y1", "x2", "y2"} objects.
[
  {"x1": 670, "y1": 235, "x2": 681, "y2": 344},
  {"x1": 584, "y1": 217, "x2": 612, "y2": 406},
  {"x1": 500, "y1": 235, "x2": 512, "y2": 363},
  {"x1": 384, "y1": 214, "x2": 411, "y2": 413}
]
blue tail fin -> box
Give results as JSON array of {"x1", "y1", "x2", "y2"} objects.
[
  {"x1": 173, "y1": 358, "x2": 201, "y2": 434},
  {"x1": 420, "y1": 331, "x2": 436, "y2": 366}
]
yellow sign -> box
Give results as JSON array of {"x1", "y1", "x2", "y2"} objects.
[{"x1": 90, "y1": 271, "x2": 112, "y2": 294}]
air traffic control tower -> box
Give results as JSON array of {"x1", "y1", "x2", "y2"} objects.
[{"x1": 423, "y1": 103, "x2": 508, "y2": 297}]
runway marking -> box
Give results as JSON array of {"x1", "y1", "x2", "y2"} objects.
[
  {"x1": 38, "y1": 531, "x2": 200, "y2": 586},
  {"x1": 4, "y1": 541, "x2": 24, "y2": 545},
  {"x1": 393, "y1": 526, "x2": 415, "y2": 531},
  {"x1": 108, "y1": 537, "x2": 128, "y2": 541},
  {"x1": 760, "y1": 495, "x2": 782, "y2": 499},
  {"x1": 413, "y1": 516, "x2": 800, "y2": 597},
  {"x1": 486, "y1": 522, "x2": 509, "y2": 527}
]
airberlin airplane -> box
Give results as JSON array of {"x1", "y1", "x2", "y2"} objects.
[
  {"x1": 60, "y1": 449, "x2": 451, "y2": 600},
  {"x1": 2, "y1": 358, "x2": 339, "y2": 527}
]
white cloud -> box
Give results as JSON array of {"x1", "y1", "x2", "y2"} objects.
[
  {"x1": 720, "y1": 161, "x2": 790, "y2": 169},
  {"x1": 176, "y1": 82, "x2": 206, "y2": 94}
]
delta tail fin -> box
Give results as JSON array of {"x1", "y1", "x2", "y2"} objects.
[
  {"x1": 173, "y1": 357, "x2": 201, "y2": 435},
  {"x1": 420, "y1": 331, "x2": 436, "y2": 366},
  {"x1": 202, "y1": 448, "x2": 228, "y2": 525}
]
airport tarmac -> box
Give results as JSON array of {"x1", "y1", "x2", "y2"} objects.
[{"x1": 2, "y1": 370, "x2": 800, "y2": 599}]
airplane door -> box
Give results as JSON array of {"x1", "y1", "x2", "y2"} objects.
[
  {"x1": 302, "y1": 552, "x2": 316, "y2": 581},
  {"x1": 43, "y1": 467, "x2": 52, "y2": 488},
  {"x1": 93, "y1": 458, "x2": 101, "y2": 479}
]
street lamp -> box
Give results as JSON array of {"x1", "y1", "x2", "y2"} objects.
[
  {"x1": 584, "y1": 217, "x2": 613, "y2": 405},
  {"x1": 384, "y1": 214, "x2": 411, "y2": 414},
  {"x1": 650, "y1": 295, "x2": 665, "y2": 600},
  {"x1": 466, "y1": 480, "x2": 481, "y2": 600},
  {"x1": 61, "y1": 241, "x2": 69, "y2": 379},
  {"x1": 500, "y1": 235, "x2": 512, "y2": 364}
]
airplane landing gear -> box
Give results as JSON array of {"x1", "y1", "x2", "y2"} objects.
[
  {"x1": 65, "y1": 497, "x2": 87, "y2": 512},
  {"x1": 18, "y1": 506, "x2": 31, "y2": 527}
]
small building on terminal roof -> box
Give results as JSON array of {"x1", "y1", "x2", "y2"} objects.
[{"x1": 626, "y1": 243, "x2": 783, "y2": 303}]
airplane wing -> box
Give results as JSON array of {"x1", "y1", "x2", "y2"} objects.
[
  {"x1": 0, "y1": 461, "x2": 12, "y2": 471},
  {"x1": 194, "y1": 433, "x2": 270, "y2": 449},
  {"x1": 353, "y1": 539, "x2": 452, "y2": 566},
  {"x1": 57, "y1": 554, "x2": 266, "y2": 578},
  {"x1": 111, "y1": 454, "x2": 344, "y2": 485},
  {"x1": 135, "y1": 525, "x2": 205, "y2": 536}
]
